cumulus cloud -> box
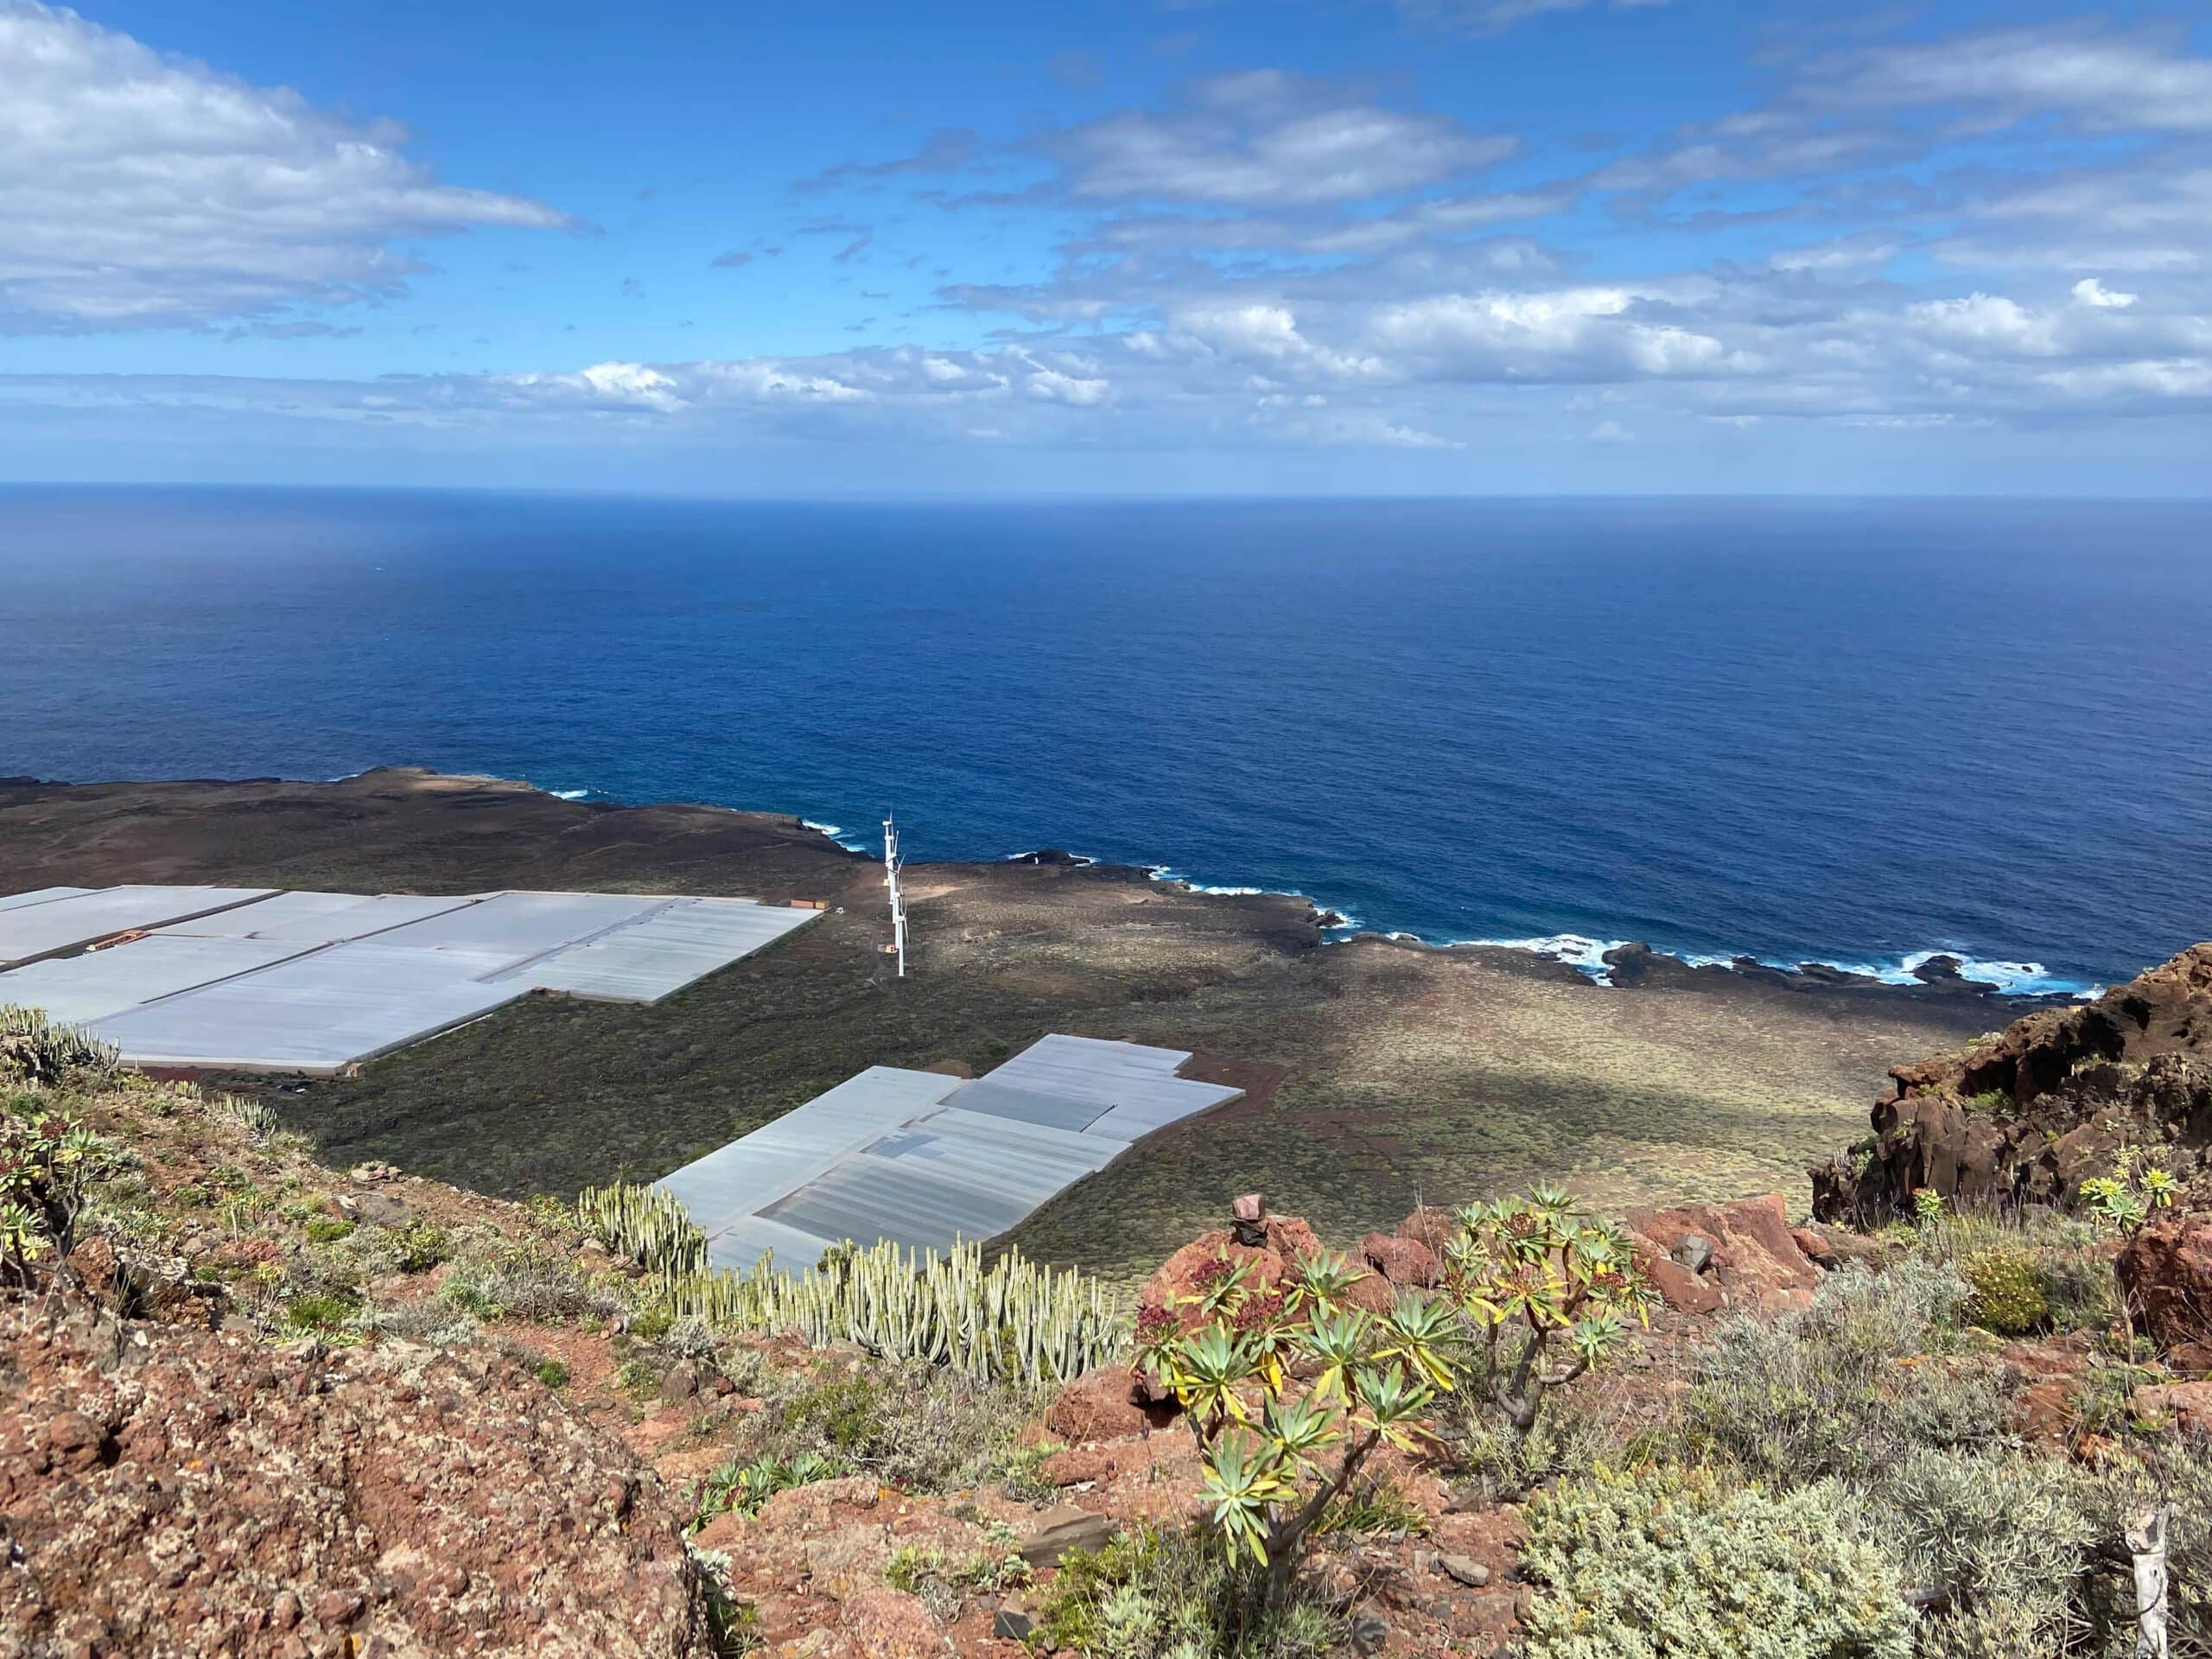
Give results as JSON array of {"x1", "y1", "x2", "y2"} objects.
[
  {"x1": 0, "y1": 0, "x2": 569, "y2": 331},
  {"x1": 1370, "y1": 287, "x2": 1740, "y2": 380}
]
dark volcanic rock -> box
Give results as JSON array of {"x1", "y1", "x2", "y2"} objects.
[{"x1": 1813, "y1": 943, "x2": 2212, "y2": 1222}]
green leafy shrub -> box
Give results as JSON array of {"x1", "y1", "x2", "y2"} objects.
[
  {"x1": 2088, "y1": 1432, "x2": 2212, "y2": 1652},
  {"x1": 438, "y1": 1246, "x2": 616, "y2": 1324},
  {"x1": 2, "y1": 1103, "x2": 118, "y2": 1281},
  {"x1": 532, "y1": 1357, "x2": 571, "y2": 1389},
  {"x1": 283, "y1": 1291, "x2": 360, "y2": 1335},
  {"x1": 1446, "y1": 1185, "x2": 1657, "y2": 1440},
  {"x1": 1443, "y1": 1388, "x2": 1611, "y2": 1503},
  {"x1": 1139, "y1": 1185, "x2": 1648, "y2": 1616},
  {"x1": 1035, "y1": 1525, "x2": 1341, "y2": 1659},
  {"x1": 303, "y1": 1216, "x2": 356, "y2": 1244},
  {"x1": 694, "y1": 1451, "x2": 848, "y2": 1524},
  {"x1": 388, "y1": 1219, "x2": 453, "y2": 1273},
  {"x1": 1958, "y1": 1246, "x2": 2050, "y2": 1336},
  {"x1": 1681, "y1": 1258, "x2": 2002, "y2": 1484},
  {"x1": 1518, "y1": 1464, "x2": 1914, "y2": 1659}
]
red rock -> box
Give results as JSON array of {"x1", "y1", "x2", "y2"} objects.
[
  {"x1": 1626, "y1": 1195, "x2": 1821, "y2": 1304},
  {"x1": 1396, "y1": 1206, "x2": 1456, "y2": 1258},
  {"x1": 1630, "y1": 1242, "x2": 1721, "y2": 1313},
  {"x1": 2119, "y1": 1214, "x2": 2212, "y2": 1353},
  {"x1": 1814, "y1": 945, "x2": 2212, "y2": 1222},
  {"x1": 1789, "y1": 1227, "x2": 1836, "y2": 1266},
  {"x1": 839, "y1": 1586, "x2": 949, "y2": 1658},
  {"x1": 0, "y1": 1298, "x2": 714, "y2": 1658},
  {"x1": 2133, "y1": 1380, "x2": 2212, "y2": 1433},
  {"x1": 1043, "y1": 1366, "x2": 1154, "y2": 1444},
  {"x1": 1999, "y1": 1336, "x2": 2091, "y2": 1446},
  {"x1": 1341, "y1": 1270, "x2": 1398, "y2": 1315},
  {"x1": 42, "y1": 1410, "x2": 109, "y2": 1472},
  {"x1": 1361, "y1": 1232, "x2": 1440, "y2": 1290}
]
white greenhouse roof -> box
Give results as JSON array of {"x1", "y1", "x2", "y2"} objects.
[
  {"x1": 0, "y1": 886, "x2": 278, "y2": 969},
  {"x1": 0, "y1": 885, "x2": 822, "y2": 1073},
  {"x1": 656, "y1": 1034, "x2": 1243, "y2": 1272}
]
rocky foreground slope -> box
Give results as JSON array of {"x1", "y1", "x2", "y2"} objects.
[{"x1": 7, "y1": 960, "x2": 2212, "y2": 1656}]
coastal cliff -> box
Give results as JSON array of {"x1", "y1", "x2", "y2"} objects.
[{"x1": 1814, "y1": 942, "x2": 2212, "y2": 1222}]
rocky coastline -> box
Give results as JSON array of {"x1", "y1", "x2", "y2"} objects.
[{"x1": 0, "y1": 769, "x2": 2077, "y2": 1274}]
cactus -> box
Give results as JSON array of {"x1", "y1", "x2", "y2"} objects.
[
  {"x1": 0, "y1": 1005, "x2": 119, "y2": 1085},
  {"x1": 576, "y1": 1183, "x2": 1122, "y2": 1385},
  {"x1": 575, "y1": 1180, "x2": 710, "y2": 1277}
]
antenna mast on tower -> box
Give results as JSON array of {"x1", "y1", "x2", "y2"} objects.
[{"x1": 882, "y1": 811, "x2": 907, "y2": 977}]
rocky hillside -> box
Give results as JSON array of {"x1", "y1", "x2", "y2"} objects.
[
  {"x1": 1813, "y1": 942, "x2": 2212, "y2": 1221},
  {"x1": 5, "y1": 1003, "x2": 2211, "y2": 1657}
]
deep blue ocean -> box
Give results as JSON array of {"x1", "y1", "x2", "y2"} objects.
[{"x1": 3, "y1": 486, "x2": 2208, "y2": 992}]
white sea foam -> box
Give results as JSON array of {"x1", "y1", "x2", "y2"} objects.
[
  {"x1": 1469, "y1": 932, "x2": 1631, "y2": 983},
  {"x1": 550, "y1": 787, "x2": 593, "y2": 801},
  {"x1": 1631, "y1": 944, "x2": 2090, "y2": 997},
  {"x1": 801, "y1": 819, "x2": 843, "y2": 838}
]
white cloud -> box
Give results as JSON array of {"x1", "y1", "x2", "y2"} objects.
[
  {"x1": 1054, "y1": 72, "x2": 1514, "y2": 207},
  {"x1": 0, "y1": 0, "x2": 569, "y2": 330},
  {"x1": 1813, "y1": 27, "x2": 2212, "y2": 133},
  {"x1": 1905, "y1": 293, "x2": 2062, "y2": 357},
  {"x1": 1166, "y1": 302, "x2": 1385, "y2": 380},
  {"x1": 1370, "y1": 286, "x2": 1738, "y2": 380},
  {"x1": 1025, "y1": 366, "x2": 1112, "y2": 405},
  {"x1": 2071, "y1": 277, "x2": 2138, "y2": 309}
]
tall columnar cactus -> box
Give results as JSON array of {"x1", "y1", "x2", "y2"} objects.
[
  {"x1": 0, "y1": 1005, "x2": 120, "y2": 1086},
  {"x1": 575, "y1": 1182, "x2": 1122, "y2": 1386},
  {"x1": 576, "y1": 1181, "x2": 710, "y2": 1277}
]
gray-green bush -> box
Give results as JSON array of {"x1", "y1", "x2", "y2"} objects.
[
  {"x1": 1681, "y1": 1258, "x2": 2003, "y2": 1484},
  {"x1": 1518, "y1": 1464, "x2": 1914, "y2": 1659}
]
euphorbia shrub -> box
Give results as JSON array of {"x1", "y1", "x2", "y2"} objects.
[
  {"x1": 1137, "y1": 1187, "x2": 1652, "y2": 1616},
  {"x1": 1444, "y1": 1184, "x2": 1656, "y2": 1440}
]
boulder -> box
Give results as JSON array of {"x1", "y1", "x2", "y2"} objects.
[
  {"x1": 1625, "y1": 1195, "x2": 1821, "y2": 1306},
  {"x1": 1044, "y1": 1365, "x2": 1159, "y2": 1444},
  {"x1": 2001, "y1": 1336, "x2": 2092, "y2": 1445},
  {"x1": 2119, "y1": 1213, "x2": 2212, "y2": 1353},
  {"x1": 1018, "y1": 1505, "x2": 1120, "y2": 1566},
  {"x1": 2131, "y1": 1381, "x2": 2212, "y2": 1435},
  {"x1": 1632, "y1": 1242, "x2": 1721, "y2": 1313},
  {"x1": 1361, "y1": 1231, "x2": 1441, "y2": 1290},
  {"x1": 1395, "y1": 1206, "x2": 1456, "y2": 1258}
]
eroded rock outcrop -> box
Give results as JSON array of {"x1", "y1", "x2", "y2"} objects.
[{"x1": 1812, "y1": 943, "x2": 2212, "y2": 1222}]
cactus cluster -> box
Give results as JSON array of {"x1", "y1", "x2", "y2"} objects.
[
  {"x1": 575, "y1": 1180, "x2": 709, "y2": 1277},
  {"x1": 575, "y1": 1181, "x2": 1121, "y2": 1386},
  {"x1": 0, "y1": 1005, "x2": 119, "y2": 1086}
]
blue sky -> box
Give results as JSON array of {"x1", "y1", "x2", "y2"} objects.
[{"x1": 3, "y1": 0, "x2": 2210, "y2": 493}]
